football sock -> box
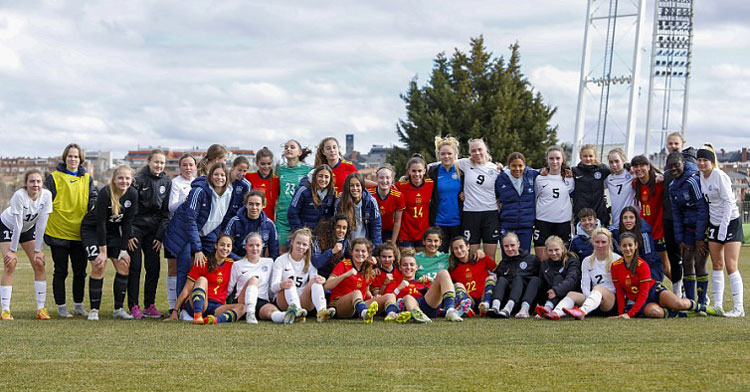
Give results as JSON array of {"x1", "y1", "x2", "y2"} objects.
[
  {"x1": 491, "y1": 299, "x2": 501, "y2": 311},
  {"x1": 482, "y1": 278, "x2": 496, "y2": 303},
  {"x1": 519, "y1": 302, "x2": 530, "y2": 314},
  {"x1": 34, "y1": 281, "x2": 46, "y2": 310},
  {"x1": 712, "y1": 270, "x2": 724, "y2": 310},
  {"x1": 89, "y1": 278, "x2": 103, "y2": 310},
  {"x1": 166, "y1": 275, "x2": 177, "y2": 310},
  {"x1": 385, "y1": 302, "x2": 399, "y2": 315},
  {"x1": 728, "y1": 271, "x2": 744, "y2": 310},
  {"x1": 216, "y1": 309, "x2": 237, "y2": 323},
  {"x1": 191, "y1": 287, "x2": 206, "y2": 319},
  {"x1": 456, "y1": 287, "x2": 469, "y2": 303},
  {"x1": 553, "y1": 296, "x2": 575, "y2": 317},
  {"x1": 113, "y1": 273, "x2": 128, "y2": 309},
  {"x1": 442, "y1": 291, "x2": 456, "y2": 310},
  {"x1": 245, "y1": 285, "x2": 258, "y2": 318},
  {"x1": 688, "y1": 299, "x2": 706, "y2": 313},
  {"x1": 0, "y1": 286, "x2": 11, "y2": 312},
  {"x1": 311, "y1": 283, "x2": 326, "y2": 312},
  {"x1": 696, "y1": 274, "x2": 709, "y2": 305},
  {"x1": 502, "y1": 300, "x2": 515, "y2": 314},
  {"x1": 284, "y1": 287, "x2": 301, "y2": 309},
  {"x1": 683, "y1": 274, "x2": 696, "y2": 300},
  {"x1": 580, "y1": 290, "x2": 602, "y2": 315},
  {"x1": 353, "y1": 298, "x2": 367, "y2": 317},
  {"x1": 544, "y1": 300, "x2": 555, "y2": 310},
  {"x1": 270, "y1": 311, "x2": 285, "y2": 323},
  {"x1": 671, "y1": 280, "x2": 683, "y2": 297}
]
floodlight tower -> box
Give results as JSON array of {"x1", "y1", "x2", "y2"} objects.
[
  {"x1": 572, "y1": 0, "x2": 648, "y2": 163},
  {"x1": 644, "y1": 0, "x2": 695, "y2": 155}
]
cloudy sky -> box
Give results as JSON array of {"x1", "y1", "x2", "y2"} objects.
[{"x1": 1, "y1": 1, "x2": 748, "y2": 160}]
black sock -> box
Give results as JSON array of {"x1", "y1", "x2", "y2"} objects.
[
  {"x1": 89, "y1": 278, "x2": 103, "y2": 310},
  {"x1": 114, "y1": 274, "x2": 128, "y2": 310}
]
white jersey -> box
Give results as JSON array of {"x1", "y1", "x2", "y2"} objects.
[
  {"x1": 1, "y1": 189, "x2": 53, "y2": 252},
  {"x1": 228, "y1": 257, "x2": 274, "y2": 301},
  {"x1": 457, "y1": 158, "x2": 500, "y2": 212},
  {"x1": 534, "y1": 174, "x2": 575, "y2": 223},
  {"x1": 168, "y1": 175, "x2": 193, "y2": 217},
  {"x1": 606, "y1": 171, "x2": 637, "y2": 228},
  {"x1": 270, "y1": 253, "x2": 318, "y2": 298},
  {"x1": 580, "y1": 253, "x2": 618, "y2": 297},
  {"x1": 700, "y1": 169, "x2": 740, "y2": 241}
]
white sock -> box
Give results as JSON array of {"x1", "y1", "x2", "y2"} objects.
[
  {"x1": 553, "y1": 296, "x2": 575, "y2": 317},
  {"x1": 311, "y1": 283, "x2": 326, "y2": 312},
  {"x1": 544, "y1": 300, "x2": 555, "y2": 310},
  {"x1": 166, "y1": 276, "x2": 177, "y2": 310},
  {"x1": 34, "y1": 281, "x2": 46, "y2": 310},
  {"x1": 672, "y1": 280, "x2": 683, "y2": 297},
  {"x1": 284, "y1": 287, "x2": 301, "y2": 308},
  {"x1": 270, "y1": 311, "x2": 285, "y2": 323},
  {"x1": 360, "y1": 308, "x2": 369, "y2": 320},
  {"x1": 580, "y1": 290, "x2": 603, "y2": 315},
  {"x1": 519, "y1": 302, "x2": 530, "y2": 314},
  {"x1": 0, "y1": 286, "x2": 11, "y2": 312},
  {"x1": 712, "y1": 270, "x2": 725, "y2": 310},
  {"x1": 728, "y1": 271, "x2": 744, "y2": 311},
  {"x1": 491, "y1": 299, "x2": 501, "y2": 310},
  {"x1": 245, "y1": 285, "x2": 258, "y2": 317},
  {"x1": 502, "y1": 300, "x2": 515, "y2": 313}
]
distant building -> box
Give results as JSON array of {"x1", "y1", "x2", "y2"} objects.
[
  {"x1": 0, "y1": 156, "x2": 57, "y2": 181},
  {"x1": 124, "y1": 147, "x2": 256, "y2": 178},
  {"x1": 344, "y1": 144, "x2": 392, "y2": 180},
  {"x1": 346, "y1": 134, "x2": 354, "y2": 156}
]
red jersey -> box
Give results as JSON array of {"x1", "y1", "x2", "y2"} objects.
[
  {"x1": 371, "y1": 267, "x2": 401, "y2": 294},
  {"x1": 246, "y1": 171, "x2": 280, "y2": 221},
  {"x1": 611, "y1": 257, "x2": 654, "y2": 318},
  {"x1": 449, "y1": 256, "x2": 497, "y2": 301},
  {"x1": 385, "y1": 278, "x2": 430, "y2": 300},
  {"x1": 395, "y1": 179, "x2": 434, "y2": 241},
  {"x1": 634, "y1": 180, "x2": 664, "y2": 239},
  {"x1": 329, "y1": 159, "x2": 358, "y2": 195},
  {"x1": 368, "y1": 187, "x2": 405, "y2": 232},
  {"x1": 330, "y1": 259, "x2": 372, "y2": 300},
  {"x1": 187, "y1": 258, "x2": 234, "y2": 304}
]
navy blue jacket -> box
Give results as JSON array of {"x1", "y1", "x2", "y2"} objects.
[
  {"x1": 568, "y1": 219, "x2": 601, "y2": 261},
  {"x1": 495, "y1": 168, "x2": 539, "y2": 230},
  {"x1": 222, "y1": 177, "x2": 252, "y2": 228},
  {"x1": 669, "y1": 165, "x2": 709, "y2": 245},
  {"x1": 224, "y1": 209, "x2": 279, "y2": 260},
  {"x1": 612, "y1": 219, "x2": 664, "y2": 282},
  {"x1": 287, "y1": 183, "x2": 335, "y2": 232},
  {"x1": 334, "y1": 191, "x2": 382, "y2": 247},
  {"x1": 312, "y1": 238, "x2": 350, "y2": 279}
]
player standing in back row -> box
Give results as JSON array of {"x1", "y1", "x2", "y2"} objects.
[{"x1": 534, "y1": 145, "x2": 575, "y2": 261}]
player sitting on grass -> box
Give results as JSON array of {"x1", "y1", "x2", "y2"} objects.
[
  {"x1": 535, "y1": 236, "x2": 581, "y2": 320},
  {"x1": 448, "y1": 236, "x2": 497, "y2": 317},
  {"x1": 370, "y1": 242, "x2": 400, "y2": 297},
  {"x1": 488, "y1": 232, "x2": 541, "y2": 318}
]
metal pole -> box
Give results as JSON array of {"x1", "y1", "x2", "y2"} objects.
[
  {"x1": 681, "y1": 0, "x2": 695, "y2": 136},
  {"x1": 625, "y1": 0, "x2": 646, "y2": 160},
  {"x1": 644, "y1": 0, "x2": 660, "y2": 156},
  {"x1": 573, "y1": 0, "x2": 594, "y2": 165}
]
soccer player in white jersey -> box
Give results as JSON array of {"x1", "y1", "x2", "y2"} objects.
[
  {"x1": 605, "y1": 148, "x2": 637, "y2": 230},
  {"x1": 697, "y1": 143, "x2": 744, "y2": 317},
  {"x1": 165, "y1": 153, "x2": 196, "y2": 315},
  {"x1": 456, "y1": 138, "x2": 501, "y2": 260},
  {"x1": 534, "y1": 145, "x2": 575, "y2": 261},
  {"x1": 0, "y1": 170, "x2": 53, "y2": 320},
  {"x1": 270, "y1": 228, "x2": 333, "y2": 323}
]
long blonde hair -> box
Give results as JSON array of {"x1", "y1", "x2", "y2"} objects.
[
  {"x1": 108, "y1": 165, "x2": 134, "y2": 216},
  {"x1": 589, "y1": 227, "x2": 615, "y2": 272},
  {"x1": 434, "y1": 135, "x2": 461, "y2": 176}
]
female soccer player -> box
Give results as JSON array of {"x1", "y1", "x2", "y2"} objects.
[
  {"x1": 165, "y1": 235, "x2": 234, "y2": 324},
  {"x1": 271, "y1": 228, "x2": 333, "y2": 323},
  {"x1": 552, "y1": 228, "x2": 619, "y2": 320},
  {"x1": 287, "y1": 164, "x2": 336, "y2": 233},
  {"x1": 165, "y1": 153, "x2": 196, "y2": 314},
  {"x1": 324, "y1": 238, "x2": 388, "y2": 323},
  {"x1": 605, "y1": 148, "x2": 636, "y2": 230},
  {"x1": 610, "y1": 233, "x2": 721, "y2": 319},
  {"x1": 163, "y1": 163, "x2": 233, "y2": 297},
  {"x1": 224, "y1": 190, "x2": 279, "y2": 260},
  {"x1": 311, "y1": 215, "x2": 350, "y2": 279},
  {"x1": 369, "y1": 165, "x2": 405, "y2": 245},
  {"x1": 534, "y1": 236, "x2": 581, "y2": 320},
  {"x1": 495, "y1": 152, "x2": 539, "y2": 253},
  {"x1": 568, "y1": 208, "x2": 599, "y2": 261},
  {"x1": 449, "y1": 236, "x2": 497, "y2": 314},
  {"x1": 196, "y1": 144, "x2": 228, "y2": 177},
  {"x1": 127, "y1": 149, "x2": 171, "y2": 319},
  {"x1": 534, "y1": 145, "x2": 575, "y2": 261},
  {"x1": 45, "y1": 143, "x2": 96, "y2": 318},
  {"x1": 245, "y1": 147, "x2": 279, "y2": 221},
  {"x1": 428, "y1": 136, "x2": 463, "y2": 252},
  {"x1": 489, "y1": 232, "x2": 541, "y2": 318},
  {"x1": 314, "y1": 137, "x2": 359, "y2": 194},
  {"x1": 385, "y1": 248, "x2": 462, "y2": 323},
  {"x1": 80, "y1": 165, "x2": 138, "y2": 321},
  {"x1": 371, "y1": 242, "x2": 400, "y2": 296},
  {"x1": 613, "y1": 207, "x2": 664, "y2": 283},
  {"x1": 396, "y1": 154, "x2": 434, "y2": 251},
  {"x1": 276, "y1": 140, "x2": 313, "y2": 253},
  {"x1": 0, "y1": 170, "x2": 53, "y2": 320},
  {"x1": 415, "y1": 227, "x2": 450, "y2": 281},
  {"x1": 572, "y1": 145, "x2": 610, "y2": 227},
  {"x1": 666, "y1": 152, "x2": 709, "y2": 303},
  {"x1": 698, "y1": 143, "x2": 745, "y2": 317},
  {"x1": 224, "y1": 156, "x2": 252, "y2": 228},
  {"x1": 335, "y1": 172, "x2": 382, "y2": 245},
  {"x1": 631, "y1": 155, "x2": 670, "y2": 280}
]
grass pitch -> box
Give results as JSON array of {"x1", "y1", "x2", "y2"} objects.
[{"x1": 0, "y1": 249, "x2": 749, "y2": 391}]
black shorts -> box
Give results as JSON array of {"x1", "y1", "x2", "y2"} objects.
[
  {"x1": 239, "y1": 298, "x2": 271, "y2": 320},
  {"x1": 81, "y1": 225, "x2": 122, "y2": 261},
  {"x1": 462, "y1": 211, "x2": 500, "y2": 244},
  {"x1": 706, "y1": 218, "x2": 744, "y2": 244},
  {"x1": 163, "y1": 247, "x2": 176, "y2": 259},
  {"x1": 0, "y1": 220, "x2": 35, "y2": 244},
  {"x1": 533, "y1": 220, "x2": 571, "y2": 247}
]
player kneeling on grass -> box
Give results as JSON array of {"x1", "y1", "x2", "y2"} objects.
[
  {"x1": 385, "y1": 248, "x2": 461, "y2": 323},
  {"x1": 609, "y1": 233, "x2": 722, "y2": 319},
  {"x1": 165, "y1": 235, "x2": 234, "y2": 324},
  {"x1": 488, "y1": 232, "x2": 541, "y2": 318},
  {"x1": 448, "y1": 236, "x2": 497, "y2": 317},
  {"x1": 534, "y1": 236, "x2": 581, "y2": 320},
  {"x1": 325, "y1": 238, "x2": 393, "y2": 323}
]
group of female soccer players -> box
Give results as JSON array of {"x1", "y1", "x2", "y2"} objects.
[{"x1": 0, "y1": 132, "x2": 744, "y2": 324}]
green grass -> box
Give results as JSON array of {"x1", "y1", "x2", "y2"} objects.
[
  {"x1": 744, "y1": 223, "x2": 749, "y2": 243},
  {"x1": 1, "y1": 249, "x2": 749, "y2": 391}
]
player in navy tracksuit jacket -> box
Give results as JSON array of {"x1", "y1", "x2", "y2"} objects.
[
  {"x1": 495, "y1": 166, "x2": 539, "y2": 253},
  {"x1": 287, "y1": 174, "x2": 335, "y2": 233},
  {"x1": 224, "y1": 208, "x2": 278, "y2": 260}
]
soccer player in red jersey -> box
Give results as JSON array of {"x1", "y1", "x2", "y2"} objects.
[
  {"x1": 368, "y1": 165, "x2": 405, "y2": 245},
  {"x1": 370, "y1": 242, "x2": 400, "y2": 296},
  {"x1": 448, "y1": 236, "x2": 496, "y2": 313},
  {"x1": 631, "y1": 155, "x2": 670, "y2": 280},
  {"x1": 395, "y1": 154, "x2": 434, "y2": 251},
  {"x1": 314, "y1": 137, "x2": 360, "y2": 195},
  {"x1": 384, "y1": 248, "x2": 462, "y2": 323},
  {"x1": 610, "y1": 233, "x2": 721, "y2": 319},
  {"x1": 245, "y1": 147, "x2": 280, "y2": 221}
]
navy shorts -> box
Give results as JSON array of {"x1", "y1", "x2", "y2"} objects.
[
  {"x1": 622, "y1": 283, "x2": 665, "y2": 318},
  {"x1": 706, "y1": 218, "x2": 745, "y2": 244},
  {"x1": 0, "y1": 220, "x2": 35, "y2": 244},
  {"x1": 381, "y1": 231, "x2": 393, "y2": 244},
  {"x1": 184, "y1": 298, "x2": 223, "y2": 316},
  {"x1": 417, "y1": 297, "x2": 439, "y2": 318},
  {"x1": 654, "y1": 237, "x2": 667, "y2": 253},
  {"x1": 399, "y1": 239, "x2": 424, "y2": 248}
]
